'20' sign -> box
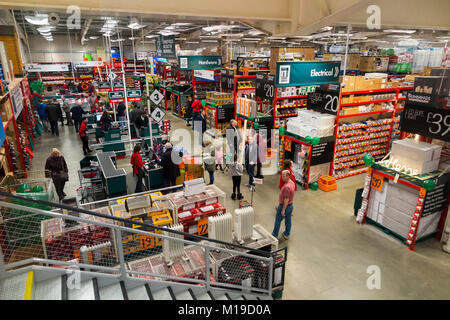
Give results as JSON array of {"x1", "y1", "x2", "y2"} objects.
[{"x1": 324, "y1": 94, "x2": 339, "y2": 113}]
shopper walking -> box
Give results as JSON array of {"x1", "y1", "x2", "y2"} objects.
[
  {"x1": 78, "y1": 117, "x2": 92, "y2": 155},
  {"x1": 215, "y1": 143, "x2": 225, "y2": 172},
  {"x1": 160, "y1": 142, "x2": 180, "y2": 189},
  {"x1": 185, "y1": 95, "x2": 193, "y2": 127},
  {"x1": 71, "y1": 101, "x2": 86, "y2": 133},
  {"x1": 61, "y1": 96, "x2": 73, "y2": 126},
  {"x1": 130, "y1": 145, "x2": 146, "y2": 193},
  {"x1": 245, "y1": 134, "x2": 257, "y2": 187},
  {"x1": 194, "y1": 110, "x2": 207, "y2": 147},
  {"x1": 226, "y1": 119, "x2": 242, "y2": 159},
  {"x1": 272, "y1": 170, "x2": 296, "y2": 241},
  {"x1": 37, "y1": 99, "x2": 50, "y2": 133},
  {"x1": 255, "y1": 131, "x2": 267, "y2": 179},
  {"x1": 116, "y1": 102, "x2": 126, "y2": 122},
  {"x1": 203, "y1": 141, "x2": 216, "y2": 185},
  {"x1": 230, "y1": 153, "x2": 244, "y2": 200},
  {"x1": 191, "y1": 98, "x2": 203, "y2": 129},
  {"x1": 45, "y1": 148, "x2": 68, "y2": 202},
  {"x1": 45, "y1": 99, "x2": 63, "y2": 136},
  {"x1": 279, "y1": 159, "x2": 298, "y2": 191}
]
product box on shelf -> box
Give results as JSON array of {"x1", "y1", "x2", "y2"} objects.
[
  {"x1": 340, "y1": 76, "x2": 355, "y2": 93},
  {"x1": 359, "y1": 56, "x2": 389, "y2": 72}
]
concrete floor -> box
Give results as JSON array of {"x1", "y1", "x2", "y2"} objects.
[{"x1": 31, "y1": 114, "x2": 450, "y2": 300}]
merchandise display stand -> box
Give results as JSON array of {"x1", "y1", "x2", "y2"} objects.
[
  {"x1": 356, "y1": 86, "x2": 450, "y2": 251},
  {"x1": 280, "y1": 132, "x2": 335, "y2": 190},
  {"x1": 204, "y1": 91, "x2": 235, "y2": 135},
  {"x1": 331, "y1": 77, "x2": 413, "y2": 179}
]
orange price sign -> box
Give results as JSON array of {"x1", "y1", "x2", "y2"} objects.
[
  {"x1": 198, "y1": 217, "x2": 209, "y2": 236},
  {"x1": 284, "y1": 139, "x2": 292, "y2": 152},
  {"x1": 139, "y1": 235, "x2": 154, "y2": 250},
  {"x1": 371, "y1": 173, "x2": 384, "y2": 192}
]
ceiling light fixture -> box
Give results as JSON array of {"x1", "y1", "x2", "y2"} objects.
[
  {"x1": 89, "y1": 36, "x2": 99, "y2": 40},
  {"x1": 145, "y1": 35, "x2": 159, "y2": 39},
  {"x1": 387, "y1": 35, "x2": 412, "y2": 38},
  {"x1": 37, "y1": 26, "x2": 53, "y2": 33},
  {"x1": 25, "y1": 14, "x2": 48, "y2": 25},
  {"x1": 201, "y1": 39, "x2": 218, "y2": 43},
  {"x1": 383, "y1": 29, "x2": 416, "y2": 34},
  {"x1": 111, "y1": 38, "x2": 125, "y2": 42},
  {"x1": 128, "y1": 18, "x2": 145, "y2": 29}
]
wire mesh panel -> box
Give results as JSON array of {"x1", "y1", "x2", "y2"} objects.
[{"x1": 0, "y1": 194, "x2": 275, "y2": 297}]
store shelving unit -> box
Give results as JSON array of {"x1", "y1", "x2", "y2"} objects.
[
  {"x1": 156, "y1": 61, "x2": 176, "y2": 81},
  {"x1": 331, "y1": 86, "x2": 413, "y2": 179},
  {"x1": 234, "y1": 56, "x2": 270, "y2": 75},
  {"x1": 123, "y1": 60, "x2": 145, "y2": 89},
  {"x1": 0, "y1": 78, "x2": 31, "y2": 178},
  {"x1": 191, "y1": 69, "x2": 221, "y2": 101},
  {"x1": 272, "y1": 89, "x2": 309, "y2": 129}
]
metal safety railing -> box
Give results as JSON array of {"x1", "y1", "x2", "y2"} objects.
[{"x1": 0, "y1": 191, "x2": 280, "y2": 298}]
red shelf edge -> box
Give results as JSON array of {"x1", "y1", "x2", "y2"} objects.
[
  {"x1": 338, "y1": 109, "x2": 394, "y2": 118},
  {"x1": 340, "y1": 99, "x2": 396, "y2": 107}
]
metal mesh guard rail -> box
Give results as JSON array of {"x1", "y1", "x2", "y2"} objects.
[{"x1": 0, "y1": 192, "x2": 274, "y2": 296}]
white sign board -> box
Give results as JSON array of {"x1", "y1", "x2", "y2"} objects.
[
  {"x1": 150, "y1": 89, "x2": 164, "y2": 105},
  {"x1": 108, "y1": 72, "x2": 117, "y2": 81},
  {"x1": 72, "y1": 61, "x2": 104, "y2": 68},
  {"x1": 194, "y1": 70, "x2": 215, "y2": 81},
  {"x1": 11, "y1": 86, "x2": 23, "y2": 119},
  {"x1": 151, "y1": 107, "x2": 166, "y2": 123},
  {"x1": 253, "y1": 178, "x2": 264, "y2": 185},
  {"x1": 25, "y1": 63, "x2": 69, "y2": 72}
]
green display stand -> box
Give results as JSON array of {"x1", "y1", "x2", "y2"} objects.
[{"x1": 145, "y1": 167, "x2": 165, "y2": 190}]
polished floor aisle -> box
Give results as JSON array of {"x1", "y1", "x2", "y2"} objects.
[{"x1": 31, "y1": 114, "x2": 450, "y2": 300}]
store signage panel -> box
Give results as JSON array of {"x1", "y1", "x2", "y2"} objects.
[
  {"x1": 156, "y1": 35, "x2": 176, "y2": 59},
  {"x1": 275, "y1": 61, "x2": 340, "y2": 87},
  {"x1": 307, "y1": 88, "x2": 340, "y2": 115},
  {"x1": 25, "y1": 63, "x2": 69, "y2": 72},
  {"x1": 98, "y1": 82, "x2": 112, "y2": 89},
  {"x1": 72, "y1": 61, "x2": 104, "y2": 68},
  {"x1": 400, "y1": 103, "x2": 450, "y2": 142},
  {"x1": 126, "y1": 89, "x2": 142, "y2": 102},
  {"x1": 178, "y1": 56, "x2": 222, "y2": 70},
  {"x1": 11, "y1": 86, "x2": 23, "y2": 119},
  {"x1": 255, "y1": 73, "x2": 275, "y2": 101},
  {"x1": 422, "y1": 181, "x2": 448, "y2": 217},
  {"x1": 108, "y1": 90, "x2": 125, "y2": 103},
  {"x1": 194, "y1": 70, "x2": 215, "y2": 81},
  {"x1": 217, "y1": 105, "x2": 235, "y2": 123},
  {"x1": 310, "y1": 138, "x2": 335, "y2": 166}
]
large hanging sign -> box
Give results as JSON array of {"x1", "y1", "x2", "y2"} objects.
[
  {"x1": 400, "y1": 102, "x2": 450, "y2": 142},
  {"x1": 255, "y1": 73, "x2": 275, "y2": 101},
  {"x1": 25, "y1": 63, "x2": 69, "y2": 72},
  {"x1": 108, "y1": 90, "x2": 125, "y2": 103},
  {"x1": 178, "y1": 55, "x2": 222, "y2": 70},
  {"x1": 156, "y1": 35, "x2": 176, "y2": 59},
  {"x1": 72, "y1": 61, "x2": 104, "y2": 68},
  {"x1": 127, "y1": 89, "x2": 142, "y2": 102},
  {"x1": 275, "y1": 61, "x2": 340, "y2": 87}
]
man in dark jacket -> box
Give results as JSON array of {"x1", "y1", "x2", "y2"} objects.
[
  {"x1": 226, "y1": 119, "x2": 242, "y2": 159},
  {"x1": 245, "y1": 133, "x2": 258, "y2": 187},
  {"x1": 194, "y1": 110, "x2": 207, "y2": 147},
  {"x1": 117, "y1": 102, "x2": 126, "y2": 120},
  {"x1": 45, "y1": 100, "x2": 63, "y2": 136},
  {"x1": 134, "y1": 111, "x2": 150, "y2": 138},
  {"x1": 160, "y1": 143, "x2": 180, "y2": 190},
  {"x1": 71, "y1": 101, "x2": 86, "y2": 132}
]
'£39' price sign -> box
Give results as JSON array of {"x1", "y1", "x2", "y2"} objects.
[
  {"x1": 400, "y1": 103, "x2": 450, "y2": 142},
  {"x1": 371, "y1": 172, "x2": 384, "y2": 192}
]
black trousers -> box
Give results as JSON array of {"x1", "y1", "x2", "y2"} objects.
[
  {"x1": 74, "y1": 120, "x2": 82, "y2": 132},
  {"x1": 81, "y1": 136, "x2": 90, "y2": 155},
  {"x1": 256, "y1": 163, "x2": 263, "y2": 178},
  {"x1": 53, "y1": 179, "x2": 66, "y2": 202},
  {"x1": 232, "y1": 176, "x2": 241, "y2": 195},
  {"x1": 50, "y1": 121, "x2": 59, "y2": 136}
]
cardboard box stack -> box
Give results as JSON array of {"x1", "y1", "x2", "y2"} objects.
[
  {"x1": 359, "y1": 56, "x2": 389, "y2": 72},
  {"x1": 270, "y1": 47, "x2": 315, "y2": 74},
  {"x1": 287, "y1": 109, "x2": 336, "y2": 138},
  {"x1": 386, "y1": 139, "x2": 442, "y2": 175},
  {"x1": 236, "y1": 97, "x2": 258, "y2": 118}
]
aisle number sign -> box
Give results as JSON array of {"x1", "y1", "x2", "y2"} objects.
[
  {"x1": 150, "y1": 89, "x2": 165, "y2": 105},
  {"x1": 151, "y1": 107, "x2": 166, "y2": 123},
  {"x1": 198, "y1": 217, "x2": 209, "y2": 236},
  {"x1": 371, "y1": 172, "x2": 384, "y2": 192}
]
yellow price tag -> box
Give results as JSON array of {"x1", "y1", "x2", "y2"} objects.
[
  {"x1": 371, "y1": 173, "x2": 384, "y2": 192},
  {"x1": 198, "y1": 217, "x2": 209, "y2": 236}
]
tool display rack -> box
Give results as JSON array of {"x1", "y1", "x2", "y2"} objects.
[
  {"x1": 0, "y1": 78, "x2": 34, "y2": 178},
  {"x1": 272, "y1": 86, "x2": 313, "y2": 130},
  {"x1": 331, "y1": 86, "x2": 413, "y2": 180},
  {"x1": 156, "y1": 61, "x2": 177, "y2": 82},
  {"x1": 123, "y1": 59, "x2": 145, "y2": 89}
]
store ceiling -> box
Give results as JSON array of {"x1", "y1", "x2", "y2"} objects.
[{"x1": 3, "y1": 4, "x2": 450, "y2": 49}]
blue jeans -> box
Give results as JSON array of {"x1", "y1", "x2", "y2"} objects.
[
  {"x1": 208, "y1": 170, "x2": 214, "y2": 185},
  {"x1": 272, "y1": 204, "x2": 293, "y2": 238}
]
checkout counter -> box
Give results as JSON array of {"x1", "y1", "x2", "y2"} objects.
[{"x1": 97, "y1": 151, "x2": 127, "y2": 197}]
